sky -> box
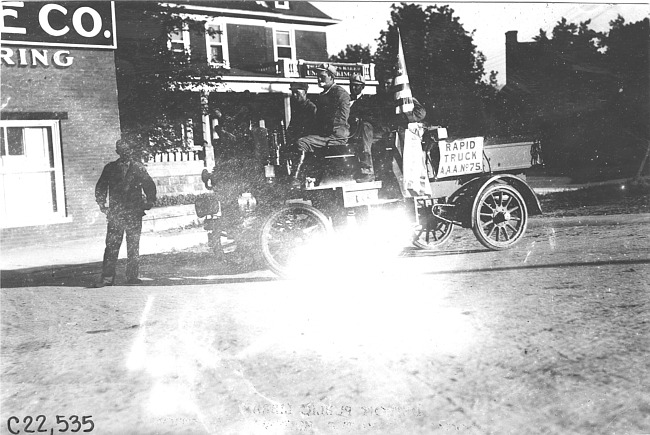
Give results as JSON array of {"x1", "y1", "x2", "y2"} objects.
[{"x1": 314, "y1": 1, "x2": 649, "y2": 85}]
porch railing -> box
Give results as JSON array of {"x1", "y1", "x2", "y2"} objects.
[
  {"x1": 250, "y1": 59, "x2": 376, "y2": 81},
  {"x1": 148, "y1": 148, "x2": 202, "y2": 164}
]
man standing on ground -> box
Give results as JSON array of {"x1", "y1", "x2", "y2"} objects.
[
  {"x1": 94, "y1": 137, "x2": 157, "y2": 287},
  {"x1": 290, "y1": 63, "x2": 351, "y2": 187}
]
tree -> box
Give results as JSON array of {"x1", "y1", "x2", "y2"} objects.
[
  {"x1": 602, "y1": 16, "x2": 649, "y2": 140},
  {"x1": 517, "y1": 15, "x2": 649, "y2": 179},
  {"x1": 374, "y1": 3, "x2": 497, "y2": 137},
  {"x1": 329, "y1": 44, "x2": 374, "y2": 64},
  {"x1": 602, "y1": 16, "x2": 650, "y2": 177},
  {"x1": 115, "y1": 2, "x2": 226, "y2": 160}
]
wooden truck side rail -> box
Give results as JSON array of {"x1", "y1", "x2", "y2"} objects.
[{"x1": 482, "y1": 141, "x2": 542, "y2": 173}]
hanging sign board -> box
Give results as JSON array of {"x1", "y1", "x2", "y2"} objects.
[
  {"x1": 437, "y1": 137, "x2": 484, "y2": 178},
  {"x1": 402, "y1": 123, "x2": 432, "y2": 196},
  {"x1": 0, "y1": 1, "x2": 116, "y2": 49}
]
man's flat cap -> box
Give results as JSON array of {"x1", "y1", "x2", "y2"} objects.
[
  {"x1": 290, "y1": 82, "x2": 309, "y2": 91},
  {"x1": 350, "y1": 74, "x2": 365, "y2": 85},
  {"x1": 314, "y1": 63, "x2": 337, "y2": 77},
  {"x1": 116, "y1": 138, "x2": 130, "y2": 147}
]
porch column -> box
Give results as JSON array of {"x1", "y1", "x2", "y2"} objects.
[
  {"x1": 201, "y1": 90, "x2": 215, "y2": 168},
  {"x1": 283, "y1": 94, "x2": 291, "y2": 128}
]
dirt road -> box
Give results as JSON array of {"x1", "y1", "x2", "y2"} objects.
[{"x1": 1, "y1": 214, "x2": 649, "y2": 435}]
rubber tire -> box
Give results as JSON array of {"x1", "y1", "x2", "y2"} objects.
[
  {"x1": 260, "y1": 203, "x2": 332, "y2": 277},
  {"x1": 472, "y1": 183, "x2": 528, "y2": 250},
  {"x1": 412, "y1": 219, "x2": 454, "y2": 250}
]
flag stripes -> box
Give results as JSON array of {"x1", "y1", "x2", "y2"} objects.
[
  {"x1": 393, "y1": 30, "x2": 414, "y2": 115},
  {"x1": 394, "y1": 89, "x2": 412, "y2": 100},
  {"x1": 393, "y1": 75, "x2": 409, "y2": 86}
]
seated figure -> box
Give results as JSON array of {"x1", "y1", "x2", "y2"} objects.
[{"x1": 290, "y1": 63, "x2": 351, "y2": 188}]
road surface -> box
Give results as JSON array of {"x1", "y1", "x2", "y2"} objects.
[{"x1": 1, "y1": 214, "x2": 649, "y2": 434}]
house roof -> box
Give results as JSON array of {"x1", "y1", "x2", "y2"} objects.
[{"x1": 162, "y1": 1, "x2": 339, "y2": 25}]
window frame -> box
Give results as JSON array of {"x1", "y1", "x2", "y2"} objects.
[
  {"x1": 273, "y1": 26, "x2": 295, "y2": 62},
  {"x1": 167, "y1": 22, "x2": 191, "y2": 57},
  {"x1": 0, "y1": 119, "x2": 68, "y2": 228},
  {"x1": 274, "y1": 1, "x2": 290, "y2": 10},
  {"x1": 204, "y1": 19, "x2": 230, "y2": 69}
]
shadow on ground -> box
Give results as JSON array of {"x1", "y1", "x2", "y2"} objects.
[
  {"x1": 0, "y1": 247, "x2": 277, "y2": 288},
  {"x1": 2, "y1": 244, "x2": 502, "y2": 288}
]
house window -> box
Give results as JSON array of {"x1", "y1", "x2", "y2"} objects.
[
  {"x1": 0, "y1": 120, "x2": 67, "y2": 227},
  {"x1": 274, "y1": 29, "x2": 294, "y2": 60},
  {"x1": 275, "y1": 1, "x2": 290, "y2": 9},
  {"x1": 205, "y1": 22, "x2": 230, "y2": 68},
  {"x1": 168, "y1": 24, "x2": 190, "y2": 56}
]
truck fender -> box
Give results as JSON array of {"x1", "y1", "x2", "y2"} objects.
[
  {"x1": 470, "y1": 175, "x2": 542, "y2": 228},
  {"x1": 446, "y1": 176, "x2": 492, "y2": 227}
]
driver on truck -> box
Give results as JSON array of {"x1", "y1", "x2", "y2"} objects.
[{"x1": 289, "y1": 63, "x2": 351, "y2": 188}]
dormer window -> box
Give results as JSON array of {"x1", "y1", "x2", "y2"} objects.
[
  {"x1": 168, "y1": 24, "x2": 190, "y2": 56},
  {"x1": 275, "y1": 1, "x2": 289, "y2": 9},
  {"x1": 205, "y1": 21, "x2": 230, "y2": 68},
  {"x1": 274, "y1": 29, "x2": 294, "y2": 60}
]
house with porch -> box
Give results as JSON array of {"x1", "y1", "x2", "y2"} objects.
[{"x1": 114, "y1": 1, "x2": 378, "y2": 196}]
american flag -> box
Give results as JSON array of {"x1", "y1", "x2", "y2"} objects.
[{"x1": 393, "y1": 30, "x2": 414, "y2": 115}]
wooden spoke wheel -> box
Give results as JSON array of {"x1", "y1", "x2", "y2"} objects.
[
  {"x1": 260, "y1": 203, "x2": 332, "y2": 277},
  {"x1": 472, "y1": 183, "x2": 528, "y2": 250},
  {"x1": 412, "y1": 217, "x2": 454, "y2": 250}
]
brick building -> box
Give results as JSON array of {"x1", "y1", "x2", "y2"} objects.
[{"x1": 1, "y1": 2, "x2": 120, "y2": 248}]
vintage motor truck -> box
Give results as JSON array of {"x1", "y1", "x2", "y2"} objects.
[{"x1": 196, "y1": 123, "x2": 543, "y2": 277}]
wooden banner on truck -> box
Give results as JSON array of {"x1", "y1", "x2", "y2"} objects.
[
  {"x1": 403, "y1": 124, "x2": 432, "y2": 196},
  {"x1": 438, "y1": 137, "x2": 484, "y2": 178}
]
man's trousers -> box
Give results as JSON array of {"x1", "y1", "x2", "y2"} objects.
[
  {"x1": 101, "y1": 212, "x2": 143, "y2": 282},
  {"x1": 296, "y1": 134, "x2": 347, "y2": 152},
  {"x1": 354, "y1": 120, "x2": 375, "y2": 174}
]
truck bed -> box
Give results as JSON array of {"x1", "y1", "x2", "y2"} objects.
[{"x1": 483, "y1": 141, "x2": 537, "y2": 172}]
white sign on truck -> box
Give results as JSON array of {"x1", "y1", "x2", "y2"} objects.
[{"x1": 438, "y1": 137, "x2": 484, "y2": 178}]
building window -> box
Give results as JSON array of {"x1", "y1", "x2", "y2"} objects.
[
  {"x1": 0, "y1": 120, "x2": 67, "y2": 227},
  {"x1": 275, "y1": 1, "x2": 290, "y2": 9},
  {"x1": 205, "y1": 21, "x2": 230, "y2": 68},
  {"x1": 168, "y1": 24, "x2": 190, "y2": 57},
  {"x1": 274, "y1": 29, "x2": 294, "y2": 60}
]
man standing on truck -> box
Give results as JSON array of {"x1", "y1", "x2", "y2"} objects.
[
  {"x1": 94, "y1": 137, "x2": 157, "y2": 287},
  {"x1": 289, "y1": 63, "x2": 351, "y2": 188},
  {"x1": 348, "y1": 75, "x2": 427, "y2": 182}
]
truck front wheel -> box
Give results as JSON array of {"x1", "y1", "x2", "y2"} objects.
[
  {"x1": 472, "y1": 183, "x2": 528, "y2": 250},
  {"x1": 260, "y1": 203, "x2": 332, "y2": 277}
]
